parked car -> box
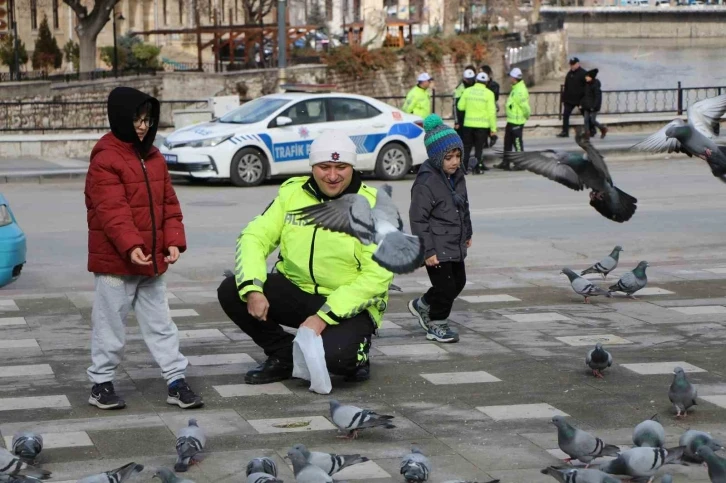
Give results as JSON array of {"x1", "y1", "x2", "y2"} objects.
[
  {"x1": 160, "y1": 92, "x2": 427, "y2": 187},
  {"x1": 0, "y1": 194, "x2": 26, "y2": 287}
]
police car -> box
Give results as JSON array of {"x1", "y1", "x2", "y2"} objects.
[{"x1": 160, "y1": 92, "x2": 427, "y2": 187}]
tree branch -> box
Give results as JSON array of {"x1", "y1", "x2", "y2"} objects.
[{"x1": 62, "y1": 0, "x2": 88, "y2": 19}]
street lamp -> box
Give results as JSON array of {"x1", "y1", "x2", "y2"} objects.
[{"x1": 112, "y1": 9, "x2": 125, "y2": 77}]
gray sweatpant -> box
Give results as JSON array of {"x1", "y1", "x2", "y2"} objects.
[{"x1": 87, "y1": 273, "x2": 188, "y2": 385}]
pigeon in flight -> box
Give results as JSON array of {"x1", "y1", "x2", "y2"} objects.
[
  {"x1": 562, "y1": 268, "x2": 612, "y2": 304},
  {"x1": 608, "y1": 261, "x2": 648, "y2": 298},
  {"x1": 288, "y1": 184, "x2": 425, "y2": 274},
  {"x1": 586, "y1": 343, "x2": 613, "y2": 379},
  {"x1": 581, "y1": 246, "x2": 623, "y2": 279},
  {"x1": 631, "y1": 93, "x2": 726, "y2": 182},
  {"x1": 503, "y1": 128, "x2": 637, "y2": 223}
]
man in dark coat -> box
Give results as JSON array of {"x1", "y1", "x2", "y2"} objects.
[
  {"x1": 557, "y1": 57, "x2": 587, "y2": 138},
  {"x1": 581, "y1": 68, "x2": 608, "y2": 139}
]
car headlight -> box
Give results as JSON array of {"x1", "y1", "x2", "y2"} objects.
[
  {"x1": 190, "y1": 134, "x2": 233, "y2": 148},
  {"x1": 0, "y1": 205, "x2": 13, "y2": 227}
]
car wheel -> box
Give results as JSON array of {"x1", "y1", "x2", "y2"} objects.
[
  {"x1": 230, "y1": 148, "x2": 268, "y2": 187},
  {"x1": 375, "y1": 143, "x2": 412, "y2": 181}
]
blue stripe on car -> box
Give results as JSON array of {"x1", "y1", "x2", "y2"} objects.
[{"x1": 388, "y1": 122, "x2": 423, "y2": 139}]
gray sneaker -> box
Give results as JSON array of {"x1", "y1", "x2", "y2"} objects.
[
  {"x1": 427, "y1": 322, "x2": 459, "y2": 343},
  {"x1": 408, "y1": 298, "x2": 431, "y2": 331}
]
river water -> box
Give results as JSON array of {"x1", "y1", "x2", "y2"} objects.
[{"x1": 532, "y1": 37, "x2": 726, "y2": 92}]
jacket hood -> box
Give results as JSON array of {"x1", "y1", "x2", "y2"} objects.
[{"x1": 107, "y1": 86, "x2": 160, "y2": 158}]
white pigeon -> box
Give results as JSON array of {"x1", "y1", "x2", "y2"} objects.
[
  {"x1": 175, "y1": 419, "x2": 206, "y2": 472},
  {"x1": 329, "y1": 399, "x2": 396, "y2": 439},
  {"x1": 0, "y1": 448, "x2": 50, "y2": 480},
  {"x1": 290, "y1": 443, "x2": 369, "y2": 476},
  {"x1": 288, "y1": 184, "x2": 425, "y2": 274},
  {"x1": 77, "y1": 462, "x2": 143, "y2": 483}
]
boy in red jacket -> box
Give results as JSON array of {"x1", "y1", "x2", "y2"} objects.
[{"x1": 84, "y1": 87, "x2": 203, "y2": 410}]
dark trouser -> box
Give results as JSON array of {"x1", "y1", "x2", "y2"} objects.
[
  {"x1": 561, "y1": 102, "x2": 579, "y2": 134},
  {"x1": 217, "y1": 274, "x2": 375, "y2": 376},
  {"x1": 501, "y1": 122, "x2": 524, "y2": 168},
  {"x1": 422, "y1": 261, "x2": 467, "y2": 321},
  {"x1": 462, "y1": 127, "x2": 490, "y2": 172},
  {"x1": 583, "y1": 110, "x2": 604, "y2": 133}
]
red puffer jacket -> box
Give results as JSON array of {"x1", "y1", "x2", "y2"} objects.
[{"x1": 85, "y1": 87, "x2": 186, "y2": 277}]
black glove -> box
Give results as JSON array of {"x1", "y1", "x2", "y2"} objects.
[{"x1": 489, "y1": 134, "x2": 498, "y2": 147}]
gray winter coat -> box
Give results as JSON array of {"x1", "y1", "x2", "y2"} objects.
[{"x1": 409, "y1": 160, "x2": 473, "y2": 263}]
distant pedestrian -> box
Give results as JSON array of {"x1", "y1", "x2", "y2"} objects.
[
  {"x1": 582, "y1": 69, "x2": 608, "y2": 139},
  {"x1": 403, "y1": 72, "x2": 433, "y2": 119},
  {"x1": 408, "y1": 114, "x2": 472, "y2": 344},
  {"x1": 481, "y1": 65, "x2": 501, "y2": 147},
  {"x1": 84, "y1": 86, "x2": 203, "y2": 411},
  {"x1": 457, "y1": 72, "x2": 497, "y2": 174},
  {"x1": 453, "y1": 66, "x2": 476, "y2": 137},
  {"x1": 558, "y1": 57, "x2": 587, "y2": 138},
  {"x1": 495, "y1": 68, "x2": 530, "y2": 171}
]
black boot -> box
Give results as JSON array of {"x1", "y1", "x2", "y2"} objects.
[
  {"x1": 344, "y1": 362, "x2": 370, "y2": 382},
  {"x1": 245, "y1": 357, "x2": 293, "y2": 385},
  {"x1": 556, "y1": 131, "x2": 569, "y2": 138}
]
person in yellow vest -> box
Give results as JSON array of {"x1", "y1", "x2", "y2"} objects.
[
  {"x1": 402, "y1": 73, "x2": 433, "y2": 119},
  {"x1": 495, "y1": 67, "x2": 531, "y2": 171},
  {"x1": 452, "y1": 67, "x2": 476, "y2": 137},
  {"x1": 456, "y1": 72, "x2": 497, "y2": 175}
]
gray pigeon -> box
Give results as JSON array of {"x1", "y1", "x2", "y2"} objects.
[
  {"x1": 153, "y1": 467, "x2": 196, "y2": 483},
  {"x1": 668, "y1": 366, "x2": 697, "y2": 418},
  {"x1": 552, "y1": 415, "x2": 620, "y2": 467},
  {"x1": 246, "y1": 457, "x2": 278, "y2": 477},
  {"x1": 581, "y1": 246, "x2": 623, "y2": 279},
  {"x1": 562, "y1": 268, "x2": 612, "y2": 304},
  {"x1": 290, "y1": 443, "x2": 369, "y2": 476},
  {"x1": 661, "y1": 475, "x2": 673, "y2": 483},
  {"x1": 77, "y1": 462, "x2": 144, "y2": 483},
  {"x1": 0, "y1": 477, "x2": 46, "y2": 483},
  {"x1": 328, "y1": 399, "x2": 396, "y2": 439},
  {"x1": 541, "y1": 466, "x2": 622, "y2": 483},
  {"x1": 608, "y1": 261, "x2": 648, "y2": 298},
  {"x1": 288, "y1": 184, "x2": 425, "y2": 274},
  {"x1": 599, "y1": 446, "x2": 684, "y2": 483},
  {"x1": 10, "y1": 432, "x2": 43, "y2": 464},
  {"x1": 680, "y1": 429, "x2": 724, "y2": 462},
  {"x1": 631, "y1": 94, "x2": 726, "y2": 182},
  {"x1": 0, "y1": 448, "x2": 50, "y2": 480},
  {"x1": 697, "y1": 446, "x2": 726, "y2": 483},
  {"x1": 175, "y1": 418, "x2": 206, "y2": 472},
  {"x1": 504, "y1": 128, "x2": 638, "y2": 223},
  {"x1": 246, "y1": 474, "x2": 283, "y2": 483},
  {"x1": 632, "y1": 414, "x2": 665, "y2": 448},
  {"x1": 287, "y1": 448, "x2": 333, "y2": 483},
  {"x1": 400, "y1": 446, "x2": 431, "y2": 483},
  {"x1": 586, "y1": 343, "x2": 613, "y2": 378}
]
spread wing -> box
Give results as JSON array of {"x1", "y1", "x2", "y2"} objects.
[
  {"x1": 630, "y1": 119, "x2": 686, "y2": 154},
  {"x1": 688, "y1": 93, "x2": 726, "y2": 140},
  {"x1": 371, "y1": 183, "x2": 404, "y2": 230},
  {"x1": 288, "y1": 194, "x2": 374, "y2": 238},
  {"x1": 576, "y1": 130, "x2": 613, "y2": 187},
  {"x1": 502, "y1": 150, "x2": 583, "y2": 191}
]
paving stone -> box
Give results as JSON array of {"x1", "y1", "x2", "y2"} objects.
[
  {"x1": 158, "y1": 409, "x2": 258, "y2": 437},
  {"x1": 636, "y1": 287, "x2": 676, "y2": 295},
  {"x1": 213, "y1": 383, "x2": 292, "y2": 397},
  {"x1": 377, "y1": 344, "x2": 448, "y2": 356},
  {"x1": 170, "y1": 308, "x2": 200, "y2": 317},
  {"x1": 0, "y1": 363, "x2": 53, "y2": 377},
  {"x1": 621, "y1": 361, "x2": 707, "y2": 375},
  {"x1": 4, "y1": 431, "x2": 93, "y2": 449},
  {"x1": 332, "y1": 460, "x2": 391, "y2": 479},
  {"x1": 0, "y1": 338, "x2": 40, "y2": 349},
  {"x1": 704, "y1": 268, "x2": 726, "y2": 274},
  {"x1": 700, "y1": 395, "x2": 726, "y2": 409},
  {"x1": 0, "y1": 299, "x2": 19, "y2": 310},
  {"x1": 0, "y1": 395, "x2": 71, "y2": 411},
  {"x1": 0, "y1": 413, "x2": 167, "y2": 435},
  {"x1": 476, "y1": 403, "x2": 569, "y2": 421},
  {"x1": 420, "y1": 371, "x2": 502, "y2": 385},
  {"x1": 177, "y1": 329, "x2": 228, "y2": 339},
  {"x1": 0, "y1": 317, "x2": 26, "y2": 326},
  {"x1": 504, "y1": 312, "x2": 571, "y2": 323},
  {"x1": 246, "y1": 416, "x2": 337, "y2": 434},
  {"x1": 459, "y1": 294, "x2": 522, "y2": 303},
  {"x1": 187, "y1": 353, "x2": 256, "y2": 365},
  {"x1": 380, "y1": 320, "x2": 403, "y2": 330},
  {"x1": 669, "y1": 306, "x2": 726, "y2": 315},
  {"x1": 555, "y1": 334, "x2": 634, "y2": 346}
]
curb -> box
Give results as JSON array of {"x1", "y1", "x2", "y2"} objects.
[{"x1": 0, "y1": 169, "x2": 88, "y2": 184}]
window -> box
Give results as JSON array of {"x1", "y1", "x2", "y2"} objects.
[
  {"x1": 220, "y1": 0, "x2": 225, "y2": 22},
  {"x1": 52, "y1": 0, "x2": 59, "y2": 29},
  {"x1": 208, "y1": 0, "x2": 212, "y2": 21},
  {"x1": 163, "y1": 0, "x2": 168, "y2": 24},
  {"x1": 279, "y1": 99, "x2": 328, "y2": 126},
  {"x1": 329, "y1": 98, "x2": 380, "y2": 121},
  {"x1": 219, "y1": 97, "x2": 291, "y2": 124},
  {"x1": 30, "y1": 0, "x2": 37, "y2": 30},
  {"x1": 235, "y1": 0, "x2": 238, "y2": 22},
  {"x1": 178, "y1": 0, "x2": 183, "y2": 24}
]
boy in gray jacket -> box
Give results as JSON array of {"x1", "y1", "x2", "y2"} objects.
[{"x1": 408, "y1": 114, "x2": 473, "y2": 343}]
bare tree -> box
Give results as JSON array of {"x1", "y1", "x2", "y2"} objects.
[
  {"x1": 442, "y1": 0, "x2": 458, "y2": 36},
  {"x1": 63, "y1": 0, "x2": 121, "y2": 73},
  {"x1": 242, "y1": 0, "x2": 274, "y2": 22}
]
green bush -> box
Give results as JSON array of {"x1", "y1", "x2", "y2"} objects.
[
  {"x1": 131, "y1": 43, "x2": 161, "y2": 68},
  {"x1": 63, "y1": 39, "x2": 79, "y2": 71},
  {"x1": 0, "y1": 35, "x2": 29, "y2": 68},
  {"x1": 31, "y1": 15, "x2": 63, "y2": 71},
  {"x1": 100, "y1": 34, "x2": 161, "y2": 70},
  {"x1": 322, "y1": 45, "x2": 396, "y2": 78}
]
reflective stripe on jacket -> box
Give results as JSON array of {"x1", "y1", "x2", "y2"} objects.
[
  {"x1": 457, "y1": 83, "x2": 497, "y2": 131},
  {"x1": 506, "y1": 81, "x2": 531, "y2": 125}
]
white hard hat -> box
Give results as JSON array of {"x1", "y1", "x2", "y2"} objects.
[
  {"x1": 417, "y1": 72, "x2": 433, "y2": 82},
  {"x1": 510, "y1": 67, "x2": 523, "y2": 79},
  {"x1": 476, "y1": 72, "x2": 489, "y2": 83},
  {"x1": 309, "y1": 131, "x2": 357, "y2": 167},
  {"x1": 463, "y1": 69, "x2": 476, "y2": 80}
]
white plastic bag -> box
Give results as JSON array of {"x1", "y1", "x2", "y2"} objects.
[{"x1": 292, "y1": 326, "x2": 333, "y2": 394}]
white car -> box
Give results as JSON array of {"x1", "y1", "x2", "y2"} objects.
[{"x1": 160, "y1": 92, "x2": 427, "y2": 187}]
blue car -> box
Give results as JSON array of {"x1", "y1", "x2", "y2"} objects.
[{"x1": 0, "y1": 193, "x2": 26, "y2": 287}]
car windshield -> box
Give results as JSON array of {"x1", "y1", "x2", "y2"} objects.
[{"x1": 219, "y1": 98, "x2": 291, "y2": 124}]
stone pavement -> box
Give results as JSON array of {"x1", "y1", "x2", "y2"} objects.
[{"x1": 3, "y1": 264, "x2": 726, "y2": 482}]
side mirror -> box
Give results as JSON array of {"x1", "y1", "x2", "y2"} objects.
[{"x1": 276, "y1": 116, "x2": 293, "y2": 127}]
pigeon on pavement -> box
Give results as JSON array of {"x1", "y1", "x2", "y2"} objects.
[
  {"x1": 77, "y1": 462, "x2": 144, "y2": 483},
  {"x1": 400, "y1": 446, "x2": 431, "y2": 482},
  {"x1": 697, "y1": 446, "x2": 726, "y2": 483},
  {"x1": 608, "y1": 261, "x2": 648, "y2": 298},
  {"x1": 631, "y1": 94, "x2": 726, "y2": 182},
  {"x1": 581, "y1": 246, "x2": 623, "y2": 279},
  {"x1": 287, "y1": 448, "x2": 333, "y2": 483},
  {"x1": 504, "y1": 128, "x2": 638, "y2": 223},
  {"x1": 329, "y1": 399, "x2": 396, "y2": 439},
  {"x1": 288, "y1": 184, "x2": 425, "y2": 274},
  {"x1": 680, "y1": 429, "x2": 724, "y2": 462},
  {"x1": 562, "y1": 268, "x2": 612, "y2": 304},
  {"x1": 175, "y1": 419, "x2": 206, "y2": 472},
  {"x1": 541, "y1": 466, "x2": 622, "y2": 482},
  {"x1": 246, "y1": 457, "x2": 278, "y2": 477},
  {"x1": 586, "y1": 343, "x2": 613, "y2": 378},
  {"x1": 552, "y1": 416, "x2": 620, "y2": 468},
  {"x1": 632, "y1": 414, "x2": 665, "y2": 448},
  {"x1": 246, "y1": 474, "x2": 284, "y2": 483},
  {"x1": 599, "y1": 446, "x2": 685, "y2": 483},
  {"x1": 0, "y1": 448, "x2": 50, "y2": 480},
  {"x1": 10, "y1": 432, "x2": 43, "y2": 464},
  {"x1": 153, "y1": 467, "x2": 196, "y2": 483},
  {"x1": 668, "y1": 366, "x2": 698, "y2": 419},
  {"x1": 290, "y1": 443, "x2": 369, "y2": 476}
]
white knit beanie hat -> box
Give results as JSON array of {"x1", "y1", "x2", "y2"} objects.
[{"x1": 309, "y1": 131, "x2": 358, "y2": 167}]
